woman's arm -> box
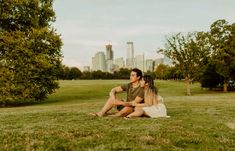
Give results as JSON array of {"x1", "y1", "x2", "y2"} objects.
[{"x1": 126, "y1": 101, "x2": 148, "y2": 107}]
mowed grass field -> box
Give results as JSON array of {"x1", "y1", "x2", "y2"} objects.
[{"x1": 1, "y1": 80, "x2": 235, "y2": 151}]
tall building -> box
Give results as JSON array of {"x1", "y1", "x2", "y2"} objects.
[
  {"x1": 135, "y1": 54, "x2": 145, "y2": 72},
  {"x1": 114, "y1": 57, "x2": 125, "y2": 69},
  {"x1": 106, "y1": 60, "x2": 113, "y2": 73},
  {"x1": 126, "y1": 42, "x2": 134, "y2": 69},
  {"x1": 92, "y1": 51, "x2": 106, "y2": 71},
  {"x1": 106, "y1": 44, "x2": 114, "y2": 72},
  {"x1": 92, "y1": 57, "x2": 97, "y2": 71},
  {"x1": 153, "y1": 56, "x2": 173, "y2": 70},
  {"x1": 113, "y1": 64, "x2": 120, "y2": 72},
  {"x1": 145, "y1": 59, "x2": 154, "y2": 72},
  {"x1": 106, "y1": 44, "x2": 113, "y2": 60},
  {"x1": 154, "y1": 58, "x2": 164, "y2": 70},
  {"x1": 155, "y1": 58, "x2": 164, "y2": 65}
]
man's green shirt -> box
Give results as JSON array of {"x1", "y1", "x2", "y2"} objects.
[{"x1": 121, "y1": 83, "x2": 144, "y2": 102}]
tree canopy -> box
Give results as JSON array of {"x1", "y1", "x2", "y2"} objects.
[
  {"x1": 158, "y1": 32, "x2": 210, "y2": 95},
  {"x1": 0, "y1": 0, "x2": 62, "y2": 106}
]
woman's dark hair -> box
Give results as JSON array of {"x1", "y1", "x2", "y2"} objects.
[
  {"x1": 131, "y1": 68, "x2": 142, "y2": 81},
  {"x1": 143, "y1": 75, "x2": 158, "y2": 94}
]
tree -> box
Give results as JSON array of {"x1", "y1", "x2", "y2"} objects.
[
  {"x1": 205, "y1": 19, "x2": 235, "y2": 92},
  {"x1": 0, "y1": 0, "x2": 62, "y2": 105},
  {"x1": 80, "y1": 71, "x2": 92, "y2": 79},
  {"x1": 144, "y1": 71, "x2": 156, "y2": 80},
  {"x1": 68, "y1": 67, "x2": 82, "y2": 80},
  {"x1": 230, "y1": 23, "x2": 235, "y2": 81},
  {"x1": 158, "y1": 32, "x2": 210, "y2": 95},
  {"x1": 117, "y1": 68, "x2": 131, "y2": 79},
  {"x1": 166, "y1": 66, "x2": 183, "y2": 80},
  {"x1": 155, "y1": 64, "x2": 169, "y2": 80},
  {"x1": 92, "y1": 70, "x2": 103, "y2": 79},
  {"x1": 200, "y1": 62, "x2": 224, "y2": 90}
]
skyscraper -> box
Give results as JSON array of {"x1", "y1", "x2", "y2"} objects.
[
  {"x1": 126, "y1": 42, "x2": 134, "y2": 69},
  {"x1": 114, "y1": 57, "x2": 125, "y2": 69},
  {"x1": 92, "y1": 51, "x2": 106, "y2": 71},
  {"x1": 135, "y1": 54, "x2": 145, "y2": 72},
  {"x1": 145, "y1": 59, "x2": 154, "y2": 72},
  {"x1": 106, "y1": 44, "x2": 114, "y2": 72},
  {"x1": 92, "y1": 57, "x2": 97, "y2": 71},
  {"x1": 106, "y1": 44, "x2": 113, "y2": 60},
  {"x1": 154, "y1": 58, "x2": 164, "y2": 70}
]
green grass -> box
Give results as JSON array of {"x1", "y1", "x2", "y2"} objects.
[{"x1": 1, "y1": 80, "x2": 235, "y2": 151}]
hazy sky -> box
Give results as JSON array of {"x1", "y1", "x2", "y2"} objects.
[{"x1": 53, "y1": 0, "x2": 235, "y2": 70}]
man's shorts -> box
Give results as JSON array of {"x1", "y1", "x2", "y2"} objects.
[{"x1": 117, "y1": 105, "x2": 124, "y2": 111}]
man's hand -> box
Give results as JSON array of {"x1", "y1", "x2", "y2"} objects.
[{"x1": 126, "y1": 101, "x2": 137, "y2": 107}]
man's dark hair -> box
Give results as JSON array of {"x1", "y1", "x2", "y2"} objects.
[{"x1": 131, "y1": 68, "x2": 142, "y2": 81}]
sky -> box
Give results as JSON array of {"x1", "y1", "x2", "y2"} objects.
[{"x1": 53, "y1": 0, "x2": 235, "y2": 70}]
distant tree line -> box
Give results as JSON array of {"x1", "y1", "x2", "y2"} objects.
[
  {"x1": 59, "y1": 64, "x2": 184, "y2": 80},
  {"x1": 59, "y1": 67, "x2": 133, "y2": 80}
]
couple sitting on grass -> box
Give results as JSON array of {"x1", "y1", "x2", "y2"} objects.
[{"x1": 90, "y1": 68, "x2": 168, "y2": 118}]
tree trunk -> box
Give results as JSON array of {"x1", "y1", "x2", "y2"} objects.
[
  {"x1": 185, "y1": 76, "x2": 191, "y2": 96},
  {"x1": 223, "y1": 81, "x2": 228, "y2": 92}
]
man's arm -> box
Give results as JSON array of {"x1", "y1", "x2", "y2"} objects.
[
  {"x1": 109, "y1": 86, "x2": 124, "y2": 100},
  {"x1": 125, "y1": 96, "x2": 145, "y2": 107}
]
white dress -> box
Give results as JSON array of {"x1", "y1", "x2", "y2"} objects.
[{"x1": 143, "y1": 96, "x2": 169, "y2": 118}]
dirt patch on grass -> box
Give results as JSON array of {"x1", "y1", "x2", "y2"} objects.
[{"x1": 226, "y1": 122, "x2": 235, "y2": 129}]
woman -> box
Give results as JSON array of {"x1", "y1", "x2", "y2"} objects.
[{"x1": 125, "y1": 75, "x2": 169, "y2": 118}]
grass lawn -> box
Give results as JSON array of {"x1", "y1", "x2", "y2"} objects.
[{"x1": 0, "y1": 80, "x2": 235, "y2": 151}]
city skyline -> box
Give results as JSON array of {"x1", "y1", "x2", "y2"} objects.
[
  {"x1": 53, "y1": 0, "x2": 235, "y2": 69},
  {"x1": 91, "y1": 42, "x2": 170, "y2": 73}
]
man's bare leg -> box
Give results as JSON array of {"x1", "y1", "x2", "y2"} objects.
[{"x1": 95, "y1": 97, "x2": 116, "y2": 117}]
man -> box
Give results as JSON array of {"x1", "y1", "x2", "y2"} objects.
[{"x1": 90, "y1": 68, "x2": 144, "y2": 117}]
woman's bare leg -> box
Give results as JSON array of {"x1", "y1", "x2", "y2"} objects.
[
  {"x1": 126, "y1": 107, "x2": 144, "y2": 118},
  {"x1": 114, "y1": 107, "x2": 134, "y2": 117}
]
